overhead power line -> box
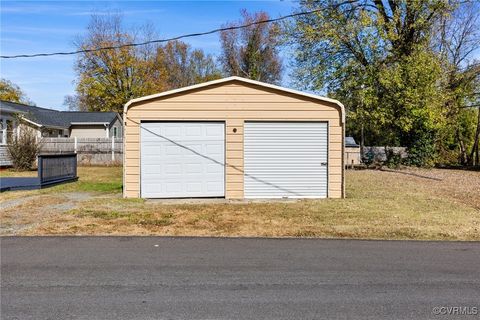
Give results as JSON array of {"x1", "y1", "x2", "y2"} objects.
[{"x1": 0, "y1": 9, "x2": 322, "y2": 59}]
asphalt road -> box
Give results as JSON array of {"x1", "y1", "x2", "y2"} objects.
[{"x1": 1, "y1": 237, "x2": 479, "y2": 320}]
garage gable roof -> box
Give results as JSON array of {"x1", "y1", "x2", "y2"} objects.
[{"x1": 124, "y1": 76, "x2": 345, "y2": 123}]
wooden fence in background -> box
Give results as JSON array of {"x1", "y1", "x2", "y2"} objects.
[{"x1": 40, "y1": 137, "x2": 123, "y2": 166}]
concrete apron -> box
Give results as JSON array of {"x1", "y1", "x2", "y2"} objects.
[{"x1": 145, "y1": 198, "x2": 302, "y2": 205}]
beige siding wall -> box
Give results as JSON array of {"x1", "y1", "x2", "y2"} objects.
[
  {"x1": 345, "y1": 147, "x2": 361, "y2": 166},
  {"x1": 124, "y1": 81, "x2": 344, "y2": 199},
  {"x1": 70, "y1": 125, "x2": 107, "y2": 138},
  {"x1": 17, "y1": 122, "x2": 42, "y2": 138}
]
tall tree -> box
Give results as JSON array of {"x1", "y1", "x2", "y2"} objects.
[
  {"x1": 287, "y1": 0, "x2": 455, "y2": 166},
  {"x1": 156, "y1": 40, "x2": 222, "y2": 90},
  {"x1": 73, "y1": 14, "x2": 165, "y2": 113},
  {"x1": 0, "y1": 79, "x2": 34, "y2": 105},
  {"x1": 62, "y1": 94, "x2": 86, "y2": 111},
  {"x1": 72, "y1": 14, "x2": 222, "y2": 113},
  {"x1": 433, "y1": 1, "x2": 480, "y2": 165},
  {"x1": 220, "y1": 10, "x2": 282, "y2": 84}
]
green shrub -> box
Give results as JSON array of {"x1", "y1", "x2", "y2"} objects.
[
  {"x1": 384, "y1": 148, "x2": 403, "y2": 169},
  {"x1": 405, "y1": 130, "x2": 437, "y2": 167}
]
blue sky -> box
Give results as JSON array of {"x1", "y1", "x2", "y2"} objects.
[{"x1": 1, "y1": 1, "x2": 295, "y2": 110}]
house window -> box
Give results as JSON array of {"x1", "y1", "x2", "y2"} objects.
[{"x1": 113, "y1": 127, "x2": 118, "y2": 138}]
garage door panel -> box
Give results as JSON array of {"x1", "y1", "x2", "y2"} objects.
[
  {"x1": 165, "y1": 144, "x2": 182, "y2": 155},
  {"x1": 206, "y1": 163, "x2": 222, "y2": 173},
  {"x1": 206, "y1": 144, "x2": 223, "y2": 155},
  {"x1": 185, "y1": 143, "x2": 202, "y2": 153},
  {"x1": 165, "y1": 126, "x2": 181, "y2": 137},
  {"x1": 244, "y1": 122, "x2": 328, "y2": 198},
  {"x1": 165, "y1": 164, "x2": 182, "y2": 174},
  {"x1": 206, "y1": 181, "x2": 223, "y2": 192},
  {"x1": 185, "y1": 125, "x2": 202, "y2": 136},
  {"x1": 186, "y1": 182, "x2": 202, "y2": 192},
  {"x1": 141, "y1": 122, "x2": 225, "y2": 198}
]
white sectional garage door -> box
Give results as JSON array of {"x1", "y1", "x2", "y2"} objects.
[
  {"x1": 140, "y1": 122, "x2": 225, "y2": 198},
  {"x1": 244, "y1": 122, "x2": 328, "y2": 198}
]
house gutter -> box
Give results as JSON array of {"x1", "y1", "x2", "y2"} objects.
[
  {"x1": 70, "y1": 122, "x2": 110, "y2": 125},
  {"x1": 20, "y1": 117, "x2": 43, "y2": 128},
  {"x1": 20, "y1": 117, "x2": 68, "y2": 130}
]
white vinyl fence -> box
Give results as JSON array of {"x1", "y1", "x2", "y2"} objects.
[{"x1": 40, "y1": 137, "x2": 123, "y2": 166}]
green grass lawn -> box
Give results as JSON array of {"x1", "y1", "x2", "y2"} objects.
[
  {"x1": 1, "y1": 166, "x2": 479, "y2": 239},
  {"x1": 0, "y1": 166, "x2": 123, "y2": 201}
]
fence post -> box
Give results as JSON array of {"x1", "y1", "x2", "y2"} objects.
[
  {"x1": 111, "y1": 136, "x2": 115, "y2": 161},
  {"x1": 74, "y1": 136, "x2": 77, "y2": 153},
  {"x1": 73, "y1": 153, "x2": 77, "y2": 178},
  {"x1": 38, "y1": 155, "x2": 43, "y2": 183}
]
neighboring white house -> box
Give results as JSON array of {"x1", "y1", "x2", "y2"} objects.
[{"x1": 0, "y1": 100, "x2": 122, "y2": 144}]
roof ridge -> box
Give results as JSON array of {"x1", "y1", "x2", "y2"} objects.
[
  {"x1": 0, "y1": 100, "x2": 61, "y2": 112},
  {"x1": 0, "y1": 99, "x2": 34, "y2": 107},
  {"x1": 123, "y1": 76, "x2": 345, "y2": 124},
  {"x1": 61, "y1": 111, "x2": 117, "y2": 113}
]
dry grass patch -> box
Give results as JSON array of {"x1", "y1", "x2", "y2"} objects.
[
  {"x1": 0, "y1": 169, "x2": 37, "y2": 177},
  {"x1": 2, "y1": 167, "x2": 479, "y2": 240}
]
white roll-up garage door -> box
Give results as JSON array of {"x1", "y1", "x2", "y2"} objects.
[
  {"x1": 140, "y1": 122, "x2": 225, "y2": 198},
  {"x1": 244, "y1": 122, "x2": 328, "y2": 198}
]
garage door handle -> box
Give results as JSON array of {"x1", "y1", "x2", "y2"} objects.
[{"x1": 321, "y1": 162, "x2": 328, "y2": 166}]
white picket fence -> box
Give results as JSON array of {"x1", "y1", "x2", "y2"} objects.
[{"x1": 40, "y1": 137, "x2": 123, "y2": 165}]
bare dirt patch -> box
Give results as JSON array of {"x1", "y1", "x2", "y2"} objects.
[{"x1": 0, "y1": 192, "x2": 98, "y2": 235}]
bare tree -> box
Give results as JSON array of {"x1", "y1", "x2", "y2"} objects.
[
  {"x1": 72, "y1": 13, "x2": 222, "y2": 112},
  {"x1": 62, "y1": 95, "x2": 87, "y2": 111},
  {"x1": 156, "y1": 40, "x2": 221, "y2": 90},
  {"x1": 219, "y1": 10, "x2": 282, "y2": 84},
  {"x1": 7, "y1": 124, "x2": 42, "y2": 171},
  {"x1": 434, "y1": 1, "x2": 480, "y2": 165}
]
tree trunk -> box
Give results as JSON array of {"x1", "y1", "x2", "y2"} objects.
[
  {"x1": 469, "y1": 107, "x2": 480, "y2": 166},
  {"x1": 456, "y1": 129, "x2": 467, "y2": 165},
  {"x1": 360, "y1": 123, "x2": 365, "y2": 159}
]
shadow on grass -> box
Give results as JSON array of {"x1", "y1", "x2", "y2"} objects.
[
  {"x1": 434, "y1": 165, "x2": 480, "y2": 172},
  {"x1": 379, "y1": 168, "x2": 443, "y2": 181}
]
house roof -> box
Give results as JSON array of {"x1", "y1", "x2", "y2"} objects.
[
  {"x1": 346, "y1": 136, "x2": 360, "y2": 148},
  {"x1": 0, "y1": 100, "x2": 119, "y2": 129},
  {"x1": 124, "y1": 76, "x2": 345, "y2": 123},
  {"x1": 59, "y1": 112, "x2": 120, "y2": 125},
  {"x1": 1, "y1": 100, "x2": 66, "y2": 128}
]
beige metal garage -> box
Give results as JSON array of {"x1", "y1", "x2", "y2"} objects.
[{"x1": 123, "y1": 76, "x2": 345, "y2": 199}]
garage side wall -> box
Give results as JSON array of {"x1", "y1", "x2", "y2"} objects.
[{"x1": 124, "y1": 81, "x2": 343, "y2": 199}]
